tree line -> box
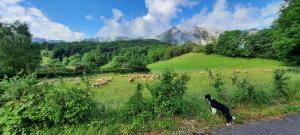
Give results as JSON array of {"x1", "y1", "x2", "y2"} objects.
[{"x1": 206, "y1": 0, "x2": 300, "y2": 65}]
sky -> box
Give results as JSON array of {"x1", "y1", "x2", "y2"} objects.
[{"x1": 0, "y1": 0, "x2": 283, "y2": 41}]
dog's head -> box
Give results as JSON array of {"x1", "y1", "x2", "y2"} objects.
[{"x1": 204, "y1": 94, "x2": 211, "y2": 100}]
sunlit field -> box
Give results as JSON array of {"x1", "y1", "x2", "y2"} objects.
[
  {"x1": 148, "y1": 53, "x2": 284, "y2": 72},
  {"x1": 37, "y1": 53, "x2": 300, "y2": 134}
]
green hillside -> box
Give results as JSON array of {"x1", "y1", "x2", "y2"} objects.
[{"x1": 147, "y1": 53, "x2": 284, "y2": 72}]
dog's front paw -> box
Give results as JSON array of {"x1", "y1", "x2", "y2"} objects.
[{"x1": 226, "y1": 123, "x2": 233, "y2": 126}]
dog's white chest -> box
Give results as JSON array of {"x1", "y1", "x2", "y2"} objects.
[
  {"x1": 211, "y1": 108, "x2": 217, "y2": 115},
  {"x1": 208, "y1": 101, "x2": 217, "y2": 115}
]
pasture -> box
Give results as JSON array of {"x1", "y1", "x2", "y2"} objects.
[
  {"x1": 147, "y1": 53, "x2": 284, "y2": 72},
  {"x1": 87, "y1": 53, "x2": 293, "y2": 107},
  {"x1": 39, "y1": 53, "x2": 300, "y2": 134}
]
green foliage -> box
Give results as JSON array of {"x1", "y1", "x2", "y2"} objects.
[
  {"x1": 191, "y1": 44, "x2": 206, "y2": 53},
  {"x1": 273, "y1": 0, "x2": 300, "y2": 65},
  {"x1": 214, "y1": 29, "x2": 276, "y2": 60},
  {"x1": 205, "y1": 43, "x2": 215, "y2": 54},
  {"x1": 122, "y1": 84, "x2": 152, "y2": 122},
  {"x1": 232, "y1": 74, "x2": 269, "y2": 104},
  {"x1": 0, "y1": 21, "x2": 41, "y2": 74},
  {"x1": 0, "y1": 75, "x2": 95, "y2": 134},
  {"x1": 41, "y1": 39, "x2": 194, "y2": 73},
  {"x1": 67, "y1": 54, "x2": 81, "y2": 66},
  {"x1": 148, "y1": 70, "x2": 190, "y2": 117},
  {"x1": 81, "y1": 51, "x2": 102, "y2": 68},
  {"x1": 74, "y1": 63, "x2": 93, "y2": 73},
  {"x1": 208, "y1": 70, "x2": 228, "y2": 101},
  {"x1": 273, "y1": 69, "x2": 290, "y2": 99},
  {"x1": 110, "y1": 47, "x2": 148, "y2": 69},
  {"x1": 244, "y1": 29, "x2": 276, "y2": 58},
  {"x1": 215, "y1": 30, "x2": 248, "y2": 57},
  {"x1": 121, "y1": 83, "x2": 154, "y2": 133},
  {"x1": 46, "y1": 58, "x2": 64, "y2": 73}
]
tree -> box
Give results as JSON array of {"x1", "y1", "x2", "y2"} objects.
[
  {"x1": 0, "y1": 21, "x2": 41, "y2": 73},
  {"x1": 244, "y1": 29, "x2": 276, "y2": 58},
  {"x1": 215, "y1": 30, "x2": 248, "y2": 57},
  {"x1": 273, "y1": 0, "x2": 300, "y2": 65},
  {"x1": 205, "y1": 43, "x2": 215, "y2": 54}
]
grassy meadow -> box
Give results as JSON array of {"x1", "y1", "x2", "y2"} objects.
[
  {"x1": 38, "y1": 53, "x2": 300, "y2": 134},
  {"x1": 148, "y1": 53, "x2": 284, "y2": 72}
]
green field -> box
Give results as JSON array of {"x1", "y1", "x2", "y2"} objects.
[
  {"x1": 148, "y1": 53, "x2": 284, "y2": 72},
  {"x1": 40, "y1": 53, "x2": 300, "y2": 134}
]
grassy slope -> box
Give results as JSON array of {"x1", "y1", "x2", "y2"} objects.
[
  {"x1": 148, "y1": 53, "x2": 283, "y2": 72},
  {"x1": 93, "y1": 53, "x2": 297, "y2": 109},
  {"x1": 42, "y1": 53, "x2": 300, "y2": 134}
]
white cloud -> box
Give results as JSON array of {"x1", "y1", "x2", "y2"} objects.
[
  {"x1": 177, "y1": 0, "x2": 283, "y2": 31},
  {"x1": 0, "y1": 0, "x2": 85, "y2": 41},
  {"x1": 85, "y1": 14, "x2": 94, "y2": 21},
  {"x1": 97, "y1": 0, "x2": 200, "y2": 39}
]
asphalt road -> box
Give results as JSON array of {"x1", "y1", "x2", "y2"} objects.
[{"x1": 209, "y1": 114, "x2": 300, "y2": 135}]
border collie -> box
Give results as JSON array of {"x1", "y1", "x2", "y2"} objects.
[{"x1": 205, "y1": 94, "x2": 235, "y2": 126}]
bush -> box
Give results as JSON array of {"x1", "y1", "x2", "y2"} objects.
[
  {"x1": 74, "y1": 62, "x2": 93, "y2": 73},
  {"x1": 208, "y1": 70, "x2": 228, "y2": 101},
  {"x1": 122, "y1": 83, "x2": 153, "y2": 122},
  {"x1": 232, "y1": 75, "x2": 269, "y2": 104},
  {"x1": 0, "y1": 75, "x2": 95, "y2": 134},
  {"x1": 273, "y1": 69, "x2": 290, "y2": 99},
  {"x1": 148, "y1": 70, "x2": 190, "y2": 117},
  {"x1": 205, "y1": 44, "x2": 215, "y2": 54}
]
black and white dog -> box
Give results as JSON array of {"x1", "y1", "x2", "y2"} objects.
[{"x1": 205, "y1": 94, "x2": 235, "y2": 126}]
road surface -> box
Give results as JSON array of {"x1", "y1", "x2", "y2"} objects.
[{"x1": 209, "y1": 114, "x2": 300, "y2": 135}]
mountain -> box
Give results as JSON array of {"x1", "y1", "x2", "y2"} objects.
[
  {"x1": 32, "y1": 37, "x2": 64, "y2": 43},
  {"x1": 33, "y1": 26, "x2": 221, "y2": 45},
  {"x1": 157, "y1": 26, "x2": 221, "y2": 45},
  {"x1": 83, "y1": 37, "x2": 107, "y2": 42},
  {"x1": 84, "y1": 36, "x2": 132, "y2": 42}
]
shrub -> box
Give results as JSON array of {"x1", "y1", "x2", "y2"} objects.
[
  {"x1": 73, "y1": 62, "x2": 93, "y2": 73},
  {"x1": 232, "y1": 75, "x2": 269, "y2": 104},
  {"x1": 273, "y1": 69, "x2": 290, "y2": 99},
  {"x1": 0, "y1": 75, "x2": 95, "y2": 134},
  {"x1": 208, "y1": 70, "x2": 228, "y2": 101},
  {"x1": 122, "y1": 83, "x2": 152, "y2": 122},
  {"x1": 148, "y1": 70, "x2": 190, "y2": 117},
  {"x1": 120, "y1": 83, "x2": 154, "y2": 134},
  {"x1": 205, "y1": 44, "x2": 215, "y2": 54}
]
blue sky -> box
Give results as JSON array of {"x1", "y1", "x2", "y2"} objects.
[{"x1": 0, "y1": 0, "x2": 283, "y2": 41}]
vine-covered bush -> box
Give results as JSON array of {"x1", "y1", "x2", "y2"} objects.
[{"x1": 0, "y1": 75, "x2": 95, "y2": 134}]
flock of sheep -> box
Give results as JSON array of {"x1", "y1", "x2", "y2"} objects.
[
  {"x1": 42, "y1": 69, "x2": 274, "y2": 88},
  {"x1": 92, "y1": 76, "x2": 113, "y2": 88},
  {"x1": 127, "y1": 74, "x2": 159, "y2": 83},
  {"x1": 90, "y1": 74, "x2": 159, "y2": 88}
]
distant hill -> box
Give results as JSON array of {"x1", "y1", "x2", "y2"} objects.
[{"x1": 157, "y1": 27, "x2": 221, "y2": 45}]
